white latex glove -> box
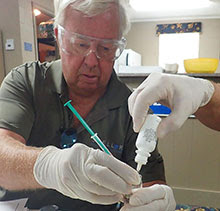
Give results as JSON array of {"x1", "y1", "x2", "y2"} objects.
[
  {"x1": 128, "y1": 72, "x2": 214, "y2": 138},
  {"x1": 120, "y1": 184, "x2": 176, "y2": 211},
  {"x1": 34, "y1": 143, "x2": 141, "y2": 204}
]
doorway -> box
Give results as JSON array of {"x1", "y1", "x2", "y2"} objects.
[{"x1": 33, "y1": 7, "x2": 59, "y2": 62}]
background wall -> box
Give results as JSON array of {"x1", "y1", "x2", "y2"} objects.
[
  {"x1": 0, "y1": 32, "x2": 5, "y2": 84},
  {"x1": 0, "y1": 0, "x2": 54, "y2": 82},
  {"x1": 0, "y1": 0, "x2": 22, "y2": 79},
  {"x1": 159, "y1": 118, "x2": 220, "y2": 207},
  {"x1": 126, "y1": 19, "x2": 220, "y2": 72}
]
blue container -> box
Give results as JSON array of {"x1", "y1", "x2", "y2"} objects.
[{"x1": 150, "y1": 103, "x2": 171, "y2": 115}]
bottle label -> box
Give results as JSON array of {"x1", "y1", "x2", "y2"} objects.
[{"x1": 143, "y1": 128, "x2": 157, "y2": 142}]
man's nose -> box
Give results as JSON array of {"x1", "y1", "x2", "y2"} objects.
[{"x1": 84, "y1": 49, "x2": 99, "y2": 69}]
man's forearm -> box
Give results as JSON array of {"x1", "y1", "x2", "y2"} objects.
[
  {"x1": 195, "y1": 82, "x2": 220, "y2": 131},
  {"x1": 0, "y1": 129, "x2": 43, "y2": 190}
]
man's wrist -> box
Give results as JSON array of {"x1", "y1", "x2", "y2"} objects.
[{"x1": 142, "y1": 180, "x2": 166, "y2": 187}]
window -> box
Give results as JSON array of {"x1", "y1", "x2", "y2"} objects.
[{"x1": 159, "y1": 33, "x2": 200, "y2": 73}]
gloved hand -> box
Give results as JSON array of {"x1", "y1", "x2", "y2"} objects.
[
  {"x1": 34, "y1": 143, "x2": 141, "y2": 204},
  {"x1": 120, "y1": 184, "x2": 176, "y2": 211},
  {"x1": 128, "y1": 72, "x2": 214, "y2": 138}
]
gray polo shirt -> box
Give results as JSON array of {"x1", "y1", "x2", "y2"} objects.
[{"x1": 0, "y1": 60, "x2": 165, "y2": 210}]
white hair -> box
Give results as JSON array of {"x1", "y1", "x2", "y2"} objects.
[{"x1": 53, "y1": 0, "x2": 131, "y2": 37}]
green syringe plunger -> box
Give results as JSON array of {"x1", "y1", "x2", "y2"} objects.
[{"x1": 64, "y1": 100, "x2": 112, "y2": 155}]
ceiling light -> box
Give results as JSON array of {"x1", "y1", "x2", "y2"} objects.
[
  {"x1": 129, "y1": 0, "x2": 212, "y2": 11},
  {"x1": 34, "y1": 9, "x2": 41, "y2": 16}
]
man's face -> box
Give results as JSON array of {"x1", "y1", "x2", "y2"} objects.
[{"x1": 57, "y1": 5, "x2": 121, "y2": 96}]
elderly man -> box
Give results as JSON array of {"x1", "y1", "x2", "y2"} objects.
[{"x1": 0, "y1": 0, "x2": 175, "y2": 210}]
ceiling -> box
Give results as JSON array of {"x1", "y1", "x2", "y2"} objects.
[
  {"x1": 34, "y1": 1, "x2": 220, "y2": 23},
  {"x1": 129, "y1": 0, "x2": 220, "y2": 22}
]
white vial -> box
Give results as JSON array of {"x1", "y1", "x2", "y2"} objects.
[{"x1": 135, "y1": 114, "x2": 161, "y2": 172}]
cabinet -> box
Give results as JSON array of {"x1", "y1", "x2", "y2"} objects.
[{"x1": 118, "y1": 72, "x2": 220, "y2": 90}]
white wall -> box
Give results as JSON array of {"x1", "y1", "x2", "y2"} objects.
[
  {"x1": 19, "y1": 0, "x2": 36, "y2": 63},
  {"x1": 159, "y1": 118, "x2": 220, "y2": 207},
  {"x1": 0, "y1": 0, "x2": 22, "y2": 76}
]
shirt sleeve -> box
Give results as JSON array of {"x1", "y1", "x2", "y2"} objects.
[
  {"x1": 122, "y1": 117, "x2": 166, "y2": 183},
  {"x1": 0, "y1": 66, "x2": 35, "y2": 140}
]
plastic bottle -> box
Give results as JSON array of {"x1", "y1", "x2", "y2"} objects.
[{"x1": 135, "y1": 114, "x2": 161, "y2": 172}]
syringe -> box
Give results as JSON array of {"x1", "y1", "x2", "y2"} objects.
[
  {"x1": 65, "y1": 100, "x2": 125, "y2": 208},
  {"x1": 65, "y1": 100, "x2": 142, "y2": 207},
  {"x1": 64, "y1": 100, "x2": 112, "y2": 155}
]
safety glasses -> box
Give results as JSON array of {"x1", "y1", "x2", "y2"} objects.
[{"x1": 57, "y1": 25, "x2": 126, "y2": 61}]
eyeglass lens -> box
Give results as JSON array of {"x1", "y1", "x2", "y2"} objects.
[{"x1": 58, "y1": 26, "x2": 124, "y2": 61}]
